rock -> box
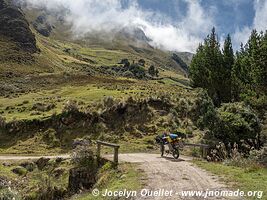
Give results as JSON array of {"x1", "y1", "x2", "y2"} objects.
[
  {"x1": 0, "y1": 0, "x2": 38, "y2": 53},
  {"x1": 68, "y1": 167, "x2": 96, "y2": 193},
  {"x1": 12, "y1": 166, "x2": 27, "y2": 176},
  {"x1": 53, "y1": 167, "x2": 65, "y2": 178},
  {"x1": 32, "y1": 102, "x2": 56, "y2": 112},
  {"x1": 20, "y1": 161, "x2": 36, "y2": 172},
  {"x1": 2, "y1": 162, "x2": 11, "y2": 167},
  {"x1": 0, "y1": 176, "x2": 10, "y2": 188},
  {"x1": 35, "y1": 157, "x2": 50, "y2": 170},
  {"x1": 33, "y1": 15, "x2": 54, "y2": 37},
  {"x1": 55, "y1": 157, "x2": 64, "y2": 164},
  {"x1": 72, "y1": 139, "x2": 90, "y2": 149}
]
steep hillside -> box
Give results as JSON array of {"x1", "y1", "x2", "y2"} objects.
[
  {"x1": 0, "y1": 0, "x2": 194, "y2": 155},
  {"x1": 19, "y1": 3, "x2": 189, "y2": 75},
  {"x1": 0, "y1": 0, "x2": 37, "y2": 53}
]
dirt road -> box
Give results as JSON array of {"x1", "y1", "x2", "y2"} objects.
[
  {"x1": 0, "y1": 153, "x2": 236, "y2": 199},
  {"x1": 105, "y1": 153, "x2": 237, "y2": 200}
]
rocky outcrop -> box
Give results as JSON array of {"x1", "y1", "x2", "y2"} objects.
[
  {"x1": 36, "y1": 157, "x2": 50, "y2": 170},
  {"x1": 68, "y1": 167, "x2": 96, "y2": 193},
  {"x1": 33, "y1": 15, "x2": 54, "y2": 37},
  {"x1": 0, "y1": 0, "x2": 38, "y2": 53}
]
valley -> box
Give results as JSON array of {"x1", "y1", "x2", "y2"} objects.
[{"x1": 0, "y1": 0, "x2": 266, "y2": 200}]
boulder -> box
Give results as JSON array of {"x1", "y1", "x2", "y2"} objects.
[
  {"x1": 12, "y1": 166, "x2": 27, "y2": 176},
  {"x1": 55, "y1": 157, "x2": 64, "y2": 164},
  {"x1": 20, "y1": 161, "x2": 36, "y2": 172},
  {"x1": 0, "y1": 176, "x2": 10, "y2": 188},
  {"x1": 68, "y1": 167, "x2": 96, "y2": 193},
  {"x1": 2, "y1": 162, "x2": 11, "y2": 167},
  {"x1": 53, "y1": 167, "x2": 65, "y2": 178},
  {"x1": 33, "y1": 15, "x2": 53, "y2": 37},
  {"x1": 35, "y1": 157, "x2": 50, "y2": 170}
]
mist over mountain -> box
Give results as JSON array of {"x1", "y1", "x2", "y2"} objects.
[
  {"x1": 17, "y1": 0, "x2": 267, "y2": 52},
  {"x1": 15, "y1": 0, "x2": 216, "y2": 53}
]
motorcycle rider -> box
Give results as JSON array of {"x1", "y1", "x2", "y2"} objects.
[{"x1": 160, "y1": 132, "x2": 179, "y2": 157}]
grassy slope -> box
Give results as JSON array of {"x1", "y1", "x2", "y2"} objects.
[
  {"x1": 193, "y1": 160, "x2": 267, "y2": 200},
  {"x1": 0, "y1": 11, "x2": 193, "y2": 156},
  {"x1": 0, "y1": 159, "x2": 72, "y2": 199}
]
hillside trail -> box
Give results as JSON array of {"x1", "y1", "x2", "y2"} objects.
[{"x1": 0, "y1": 153, "x2": 238, "y2": 200}]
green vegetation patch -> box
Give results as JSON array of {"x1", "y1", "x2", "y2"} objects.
[
  {"x1": 73, "y1": 162, "x2": 143, "y2": 200},
  {"x1": 193, "y1": 160, "x2": 267, "y2": 200}
]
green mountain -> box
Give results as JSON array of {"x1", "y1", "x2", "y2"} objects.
[
  {"x1": 0, "y1": 0, "x2": 192, "y2": 96},
  {"x1": 0, "y1": 0, "x2": 193, "y2": 154}
]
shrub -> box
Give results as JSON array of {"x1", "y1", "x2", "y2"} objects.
[
  {"x1": 189, "y1": 89, "x2": 217, "y2": 130},
  {"x1": 103, "y1": 96, "x2": 115, "y2": 108},
  {"x1": 98, "y1": 133, "x2": 119, "y2": 143},
  {"x1": 176, "y1": 98, "x2": 189, "y2": 118},
  {"x1": 12, "y1": 166, "x2": 27, "y2": 176},
  {"x1": 62, "y1": 100, "x2": 79, "y2": 113},
  {"x1": 0, "y1": 188, "x2": 21, "y2": 200},
  {"x1": 129, "y1": 64, "x2": 146, "y2": 79},
  {"x1": 138, "y1": 59, "x2": 146, "y2": 66},
  {"x1": 119, "y1": 58, "x2": 130, "y2": 68},
  {"x1": 122, "y1": 70, "x2": 134, "y2": 78},
  {"x1": 71, "y1": 144, "x2": 97, "y2": 169},
  {"x1": 0, "y1": 116, "x2": 6, "y2": 128},
  {"x1": 42, "y1": 129, "x2": 60, "y2": 147},
  {"x1": 223, "y1": 145, "x2": 262, "y2": 171},
  {"x1": 32, "y1": 102, "x2": 55, "y2": 112},
  {"x1": 212, "y1": 102, "x2": 261, "y2": 149}
]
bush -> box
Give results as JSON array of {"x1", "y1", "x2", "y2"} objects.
[
  {"x1": 32, "y1": 102, "x2": 55, "y2": 112},
  {"x1": 119, "y1": 59, "x2": 130, "y2": 68},
  {"x1": 71, "y1": 144, "x2": 97, "y2": 169},
  {"x1": 122, "y1": 70, "x2": 134, "y2": 78},
  {"x1": 12, "y1": 166, "x2": 27, "y2": 176},
  {"x1": 63, "y1": 100, "x2": 79, "y2": 113},
  {"x1": 0, "y1": 188, "x2": 21, "y2": 200},
  {"x1": 223, "y1": 145, "x2": 262, "y2": 171},
  {"x1": 98, "y1": 133, "x2": 119, "y2": 143},
  {"x1": 129, "y1": 64, "x2": 146, "y2": 79},
  {"x1": 42, "y1": 129, "x2": 61, "y2": 147},
  {"x1": 0, "y1": 116, "x2": 5, "y2": 128},
  {"x1": 189, "y1": 89, "x2": 217, "y2": 130},
  {"x1": 176, "y1": 98, "x2": 189, "y2": 118},
  {"x1": 103, "y1": 96, "x2": 115, "y2": 108},
  {"x1": 212, "y1": 102, "x2": 261, "y2": 149}
]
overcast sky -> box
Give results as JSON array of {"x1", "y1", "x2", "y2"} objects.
[{"x1": 23, "y1": 0, "x2": 267, "y2": 52}]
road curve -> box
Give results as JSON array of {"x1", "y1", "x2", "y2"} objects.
[
  {"x1": 0, "y1": 153, "x2": 237, "y2": 200},
  {"x1": 104, "y1": 153, "x2": 238, "y2": 200}
]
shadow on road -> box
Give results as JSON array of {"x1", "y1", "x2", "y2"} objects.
[{"x1": 162, "y1": 155, "x2": 185, "y2": 162}]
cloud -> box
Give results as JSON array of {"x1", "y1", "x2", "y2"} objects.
[
  {"x1": 233, "y1": 0, "x2": 267, "y2": 49},
  {"x1": 253, "y1": 0, "x2": 267, "y2": 31},
  {"x1": 141, "y1": 0, "x2": 215, "y2": 52},
  {"x1": 20, "y1": 0, "x2": 215, "y2": 53}
]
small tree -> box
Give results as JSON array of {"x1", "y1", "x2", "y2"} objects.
[
  {"x1": 148, "y1": 65, "x2": 159, "y2": 77},
  {"x1": 155, "y1": 68, "x2": 159, "y2": 77},
  {"x1": 138, "y1": 59, "x2": 146, "y2": 66},
  {"x1": 119, "y1": 59, "x2": 130, "y2": 68},
  {"x1": 148, "y1": 65, "x2": 155, "y2": 76}
]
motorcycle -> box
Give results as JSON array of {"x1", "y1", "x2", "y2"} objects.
[{"x1": 155, "y1": 135, "x2": 184, "y2": 159}]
